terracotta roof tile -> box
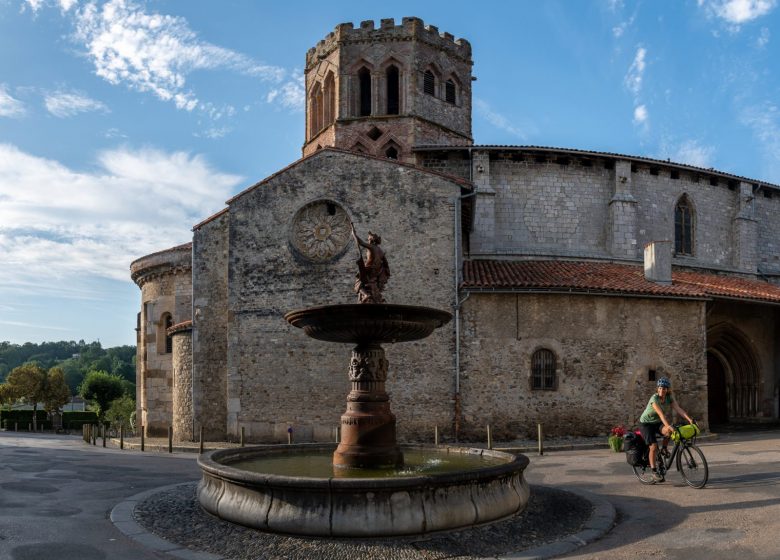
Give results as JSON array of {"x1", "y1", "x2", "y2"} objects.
[{"x1": 462, "y1": 260, "x2": 780, "y2": 304}]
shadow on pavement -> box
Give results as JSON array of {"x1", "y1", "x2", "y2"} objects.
[{"x1": 705, "y1": 471, "x2": 780, "y2": 489}]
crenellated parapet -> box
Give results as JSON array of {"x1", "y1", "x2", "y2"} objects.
[
  {"x1": 130, "y1": 242, "x2": 192, "y2": 287},
  {"x1": 306, "y1": 17, "x2": 472, "y2": 71}
]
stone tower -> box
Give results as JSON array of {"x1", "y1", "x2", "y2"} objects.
[{"x1": 303, "y1": 17, "x2": 473, "y2": 163}]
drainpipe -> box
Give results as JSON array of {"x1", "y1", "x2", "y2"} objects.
[{"x1": 454, "y1": 166, "x2": 476, "y2": 441}]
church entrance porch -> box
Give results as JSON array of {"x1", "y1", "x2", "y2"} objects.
[{"x1": 706, "y1": 324, "x2": 762, "y2": 424}]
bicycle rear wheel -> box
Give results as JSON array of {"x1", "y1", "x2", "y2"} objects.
[
  {"x1": 677, "y1": 444, "x2": 708, "y2": 488},
  {"x1": 632, "y1": 462, "x2": 655, "y2": 484}
]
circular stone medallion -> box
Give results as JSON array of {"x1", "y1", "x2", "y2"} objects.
[{"x1": 291, "y1": 200, "x2": 351, "y2": 262}]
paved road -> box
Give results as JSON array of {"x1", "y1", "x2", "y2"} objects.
[
  {"x1": 524, "y1": 429, "x2": 780, "y2": 559},
  {"x1": 1, "y1": 429, "x2": 779, "y2": 559},
  {"x1": 0, "y1": 432, "x2": 201, "y2": 560}
]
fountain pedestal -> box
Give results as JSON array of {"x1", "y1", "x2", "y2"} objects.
[{"x1": 334, "y1": 343, "x2": 402, "y2": 469}]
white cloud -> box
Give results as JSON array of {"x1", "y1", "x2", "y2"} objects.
[
  {"x1": 669, "y1": 140, "x2": 716, "y2": 167},
  {"x1": 624, "y1": 47, "x2": 646, "y2": 96},
  {"x1": 699, "y1": 0, "x2": 777, "y2": 24},
  {"x1": 740, "y1": 102, "x2": 780, "y2": 181},
  {"x1": 633, "y1": 104, "x2": 648, "y2": 124},
  {"x1": 0, "y1": 143, "x2": 243, "y2": 291},
  {"x1": 757, "y1": 26, "x2": 770, "y2": 47},
  {"x1": 69, "y1": 0, "x2": 285, "y2": 111},
  {"x1": 44, "y1": 89, "x2": 108, "y2": 117},
  {"x1": 267, "y1": 72, "x2": 305, "y2": 112},
  {"x1": 0, "y1": 84, "x2": 26, "y2": 117},
  {"x1": 474, "y1": 99, "x2": 535, "y2": 140}
]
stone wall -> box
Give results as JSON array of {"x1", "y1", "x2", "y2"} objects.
[
  {"x1": 171, "y1": 327, "x2": 193, "y2": 441},
  {"x1": 192, "y1": 212, "x2": 229, "y2": 441},
  {"x1": 222, "y1": 150, "x2": 462, "y2": 442},
  {"x1": 423, "y1": 149, "x2": 780, "y2": 277},
  {"x1": 458, "y1": 292, "x2": 707, "y2": 439}
]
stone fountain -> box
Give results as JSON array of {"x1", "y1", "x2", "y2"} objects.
[{"x1": 197, "y1": 226, "x2": 530, "y2": 537}]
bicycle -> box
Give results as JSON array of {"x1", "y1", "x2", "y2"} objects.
[{"x1": 632, "y1": 423, "x2": 708, "y2": 488}]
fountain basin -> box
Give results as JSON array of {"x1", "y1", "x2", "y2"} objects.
[
  {"x1": 284, "y1": 304, "x2": 452, "y2": 344},
  {"x1": 197, "y1": 444, "x2": 530, "y2": 537}
]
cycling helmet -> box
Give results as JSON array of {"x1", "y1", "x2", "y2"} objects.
[{"x1": 657, "y1": 376, "x2": 671, "y2": 388}]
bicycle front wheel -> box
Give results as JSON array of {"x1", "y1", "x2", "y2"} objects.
[{"x1": 677, "y1": 444, "x2": 708, "y2": 488}]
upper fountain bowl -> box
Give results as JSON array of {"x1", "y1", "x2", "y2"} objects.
[{"x1": 284, "y1": 304, "x2": 452, "y2": 344}]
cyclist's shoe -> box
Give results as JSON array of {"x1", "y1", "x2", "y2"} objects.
[
  {"x1": 660, "y1": 447, "x2": 671, "y2": 459},
  {"x1": 651, "y1": 470, "x2": 665, "y2": 483}
]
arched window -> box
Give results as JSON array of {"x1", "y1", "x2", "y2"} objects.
[
  {"x1": 445, "y1": 79, "x2": 456, "y2": 104},
  {"x1": 158, "y1": 313, "x2": 174, "y2": 355},
  {"x1": 423, "y1": 70, "x2": 435, "y2": 95},
  {"x1": 675, "y1": 196, "x2": 694, "y2": 256},
  {"x1": 386, "y1": 65, "x2": 399, "y2": 115},
  {"x1": 310, "y1": 82, "x2": 323, "y2": 136},
  {"x1": 385, "y1": 146, "x2": 398, "y2": 159},
  {"x1": 323, "y1": 73, "x2": 335, "y2": 126},
  {"x1": 358, "y1": 67, "x2": 371, "y2": 117},
  {"x1": 531, "y1": 349, "x2": 557, "y2": 390}
]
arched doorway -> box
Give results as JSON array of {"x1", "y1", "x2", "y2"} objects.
[{"x1": 707, "y1": 324, "x2": 761, "y2": 423}]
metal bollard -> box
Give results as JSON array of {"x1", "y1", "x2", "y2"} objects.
[
  {"x1": 199, "y1": 426, "x2": 204, "y2": 454},
  {"x1": 92, "y1": 424, "x2": 97, "y2": 445},
  {"x1": 538, "y1": 423, "x2": 544, "y2": 456},
  {"x1": 435, "y1": 425, "x2": 439, "y2": 446},
  {"x1": 120, "y1": 424, "x2": 124, "y2": 450},
  {"x1": 168, "y1": 426, "x2": 173, "y2": 453},
  {"x1": 102, "y1": 424, "x2": 106, "y2": 447},
  {"x1": 487, "y1": 424, "x2": 492, "y2": 450},
  {"x1": 240, "y1": 426, "x2": 245, "y2": 447},
  {"x1": 140, "y1": 425, "x2": 144, "y2": 452}
]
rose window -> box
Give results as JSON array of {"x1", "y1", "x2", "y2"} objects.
[{"x1": 291, "y1": 200, "x2": 351, "y2": 262}]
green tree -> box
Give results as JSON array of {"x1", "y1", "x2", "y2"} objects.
[
  {"x1": 79, "y1": 370, "x2": 124, "y2": 420},
  {"x1": 41, "y1": 367, "x2": 71, "y2": 415},
  {"x1": 6, "y1": 363, "x2": 47, "y2": 429},
  {"x1": 0, "y1": 383, "x2": 15, "y2": 410},
  {"x1": 105, "y1": 394, "x2": 136, "y2": 431}
]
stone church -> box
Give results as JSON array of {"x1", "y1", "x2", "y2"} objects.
[{"x1": 131, "y1": 17, "x2": 780, "y2": 442}]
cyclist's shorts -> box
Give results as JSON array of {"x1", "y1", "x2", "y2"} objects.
[{"x1": 639, "y1": 422, "x2": 663, "y2": 446}]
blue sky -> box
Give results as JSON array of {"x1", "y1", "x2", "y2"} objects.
[{"x1": 1, "y1": 0, "x2": 778, "y2": 348}]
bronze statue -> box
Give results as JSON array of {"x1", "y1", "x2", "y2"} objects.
[{"x1": 351, "y1": 223, "x2": 390, "y2": 303}]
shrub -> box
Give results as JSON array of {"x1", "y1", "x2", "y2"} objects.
[
  {"x1": 0, "y1": 410, "x2": 50, "y2": 430},
  {"x1": 62, "y1": 411, "x2": 99, "y2": 430}
]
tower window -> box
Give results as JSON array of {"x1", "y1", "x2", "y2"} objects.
[
  {"x1": 531, "y1": 349, "x2": 557, "y2": 390},
  {"x1": 423, "y1": 70, "x2": 435, "y2": 95},
  {"x1": 386, "y1": 65, "x2": 399, "y2": 115},
  {"x1": 158, "y1": 313, "x2": 174, "y2": 355},
  {"x1": 675, "y1": 196, "x2": 694, "y2": 256},
  {"x1": 358, "y1": 67, "x2": 371, "y2": 117},
  {"x1": 385, "y1": 146, "x2": 398, "y2": 159},
  {"x1": 323, "y1": 72, "x2": 335, "y2": 127},
  {"x1": 445, "y1": 79, "x2": 456, "y2": 104}
]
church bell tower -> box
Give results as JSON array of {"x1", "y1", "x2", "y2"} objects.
[{"x1": 303, "y1": 17, "x2": 473, "y2": 163}]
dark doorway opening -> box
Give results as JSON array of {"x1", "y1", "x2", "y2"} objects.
[{"x1": 706, "y1": 352, "x2": 729, "y2": 424}]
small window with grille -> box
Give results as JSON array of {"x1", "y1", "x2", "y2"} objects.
[
  {"x1": 423, "y1": 70, "x2": 435, "y2": 95},
  {"x1": 531, "y1": 349, "x2": 557, "y2": 390},
  {"x1": 445, "y1": 79, "x2": 456, "y2": 103}
]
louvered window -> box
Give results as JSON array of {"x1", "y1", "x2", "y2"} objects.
[
  {"x1": 445, "y1": 79, "x2": 456, "y2": 103},
  {"x1": 423, "y1": 70, "x2": 435, "y2": 95}
]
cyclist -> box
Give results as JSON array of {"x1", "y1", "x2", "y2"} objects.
[{"x1": 639, "y1": 376, "x2": 694, "y2": 483}]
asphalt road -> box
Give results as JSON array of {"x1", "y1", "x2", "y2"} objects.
[
  {"x1": 1, "y1": 429, "x2": 779, "y2": 560},
  {"x1": 524, "y1": 429, "x2": 780, "y2": 559}
]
